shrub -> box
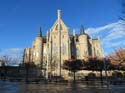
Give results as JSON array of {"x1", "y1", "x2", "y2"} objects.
[{"x1": 112, "y1": 71, "x2": 123, "y2": 79}]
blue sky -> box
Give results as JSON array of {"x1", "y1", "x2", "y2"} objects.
[{"x1": 0, "y1": 0, "x2": 125, "y2": 64}]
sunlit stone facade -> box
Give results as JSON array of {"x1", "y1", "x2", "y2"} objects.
[{"x1": 23, "y1": 10, "x2": 103, "y2": 78}]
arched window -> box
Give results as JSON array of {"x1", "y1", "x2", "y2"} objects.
[
  {"x1": 76, "y1": 48, "x2": 79, "y2": 57},
  {"x1": 60, "y1": 24, "x2": 63, "y2": 30},
  {"x1": 62, "y1": 35, "x2": 64, "y2": 38},
  {"x1": 62, "y1": 43, "x2": 66, "y2": 55},
  {"x1": 55, "y1": 24, "x2": 58, "y2": 30},
  {"x1": 54, "y1": 35, "x2": 56, "y2": 39}
]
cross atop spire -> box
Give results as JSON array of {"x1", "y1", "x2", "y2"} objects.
[
  {"x1": 57, "y1": 9, "x2": 61, "y2": 20},
  {"x1": 80, "y1": 24, "x2": 85, "y2": 35},
  {"x1": 38, "y1": 27, "x2": 42, "y2": 37}
]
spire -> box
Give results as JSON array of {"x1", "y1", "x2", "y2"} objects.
[
  {"x1": 46, "y1": 30, "x2": 49, "y2": 41},
  {"x1": 38, "y1": 27, "x2": 42, "y2": 37},
  {"x1": 73, "y1": 29, "x2": 76, "y2": 36},
  {"x1": 47, "y1": 30, "x2": 48, "y2": 36},
  {"x1": 57, "y1": 9, "x2": 61, "y2": 20},
  {"x1": 80, "y1": 24, "x2": 85, "y2": 34},
  {"x1": 98, "y1": 36, "x2": 100, "y2": 41}
]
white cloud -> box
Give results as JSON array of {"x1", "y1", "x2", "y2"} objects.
[
  {"x1": 85, "y1": 22, "x2": 118, "y2": 35},
  {"x1": 85, "y1": 20, "x2": 125, "y2": 55},
  {"x1": 7, "y1": 48, "x2": 24, "y2": 53},
  {"x1": 0, "y1": 20, "x2": 125, "y2": 63}
]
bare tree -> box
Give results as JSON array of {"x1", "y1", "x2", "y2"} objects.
[
  {"x1": 0, "y1": 55, "x2": 12, "y2": 65},
  {"x1": 0, "y1": 55, "x2": 20, "y2": 80},
  {"x1": 0, "y1": 55, "x2": 20, "y2": 66},
  {"x1": 48, "y1": 54, "x2": 58, "y2": 77}
]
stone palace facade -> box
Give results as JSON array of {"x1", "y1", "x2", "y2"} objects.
[{"x1": 23, "y1": 10, "x2": 103, "y2": 79}]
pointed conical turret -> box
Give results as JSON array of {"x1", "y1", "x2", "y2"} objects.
[
  {"x1": 80, "y1": 25, "x2": 85, "y2": 35},
  {"x1": 32, "y1": 26, "x2": 43, "y2": 66},
  {"x1": 38, "y1": 27, "x2": 42, "y2": 37}
]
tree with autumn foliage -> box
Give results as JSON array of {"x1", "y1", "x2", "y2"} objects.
[
  {"x1": 63, "y1": 56, "x2": 84, "y2": 82},
  {"x1": 108, "y1": 48, "x2": 125, "y2": 70}
]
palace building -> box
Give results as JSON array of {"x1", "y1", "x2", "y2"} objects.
[{"x1": 23, "y1": 10, "x2": 103, "y2": 79}]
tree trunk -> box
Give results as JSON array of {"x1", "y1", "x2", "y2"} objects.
[
  {"x1": 100, "y1": 70, "x2": 103, "y2": 85},
  {"x1": 73, "y1": 71, "x2": 76, "y2": 83},
  {"x1": 3, "y1": 66, "x2": 6, "y2": 80},
  {"x1": 26, "y1": 68, "x2": 29, "y2": 82}
]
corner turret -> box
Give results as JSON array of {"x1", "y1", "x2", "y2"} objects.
[
  {"x1": 80, "y1": 25, "x2": 85, "y2": 35},
  {"x1": 31, "y1": 27, "x2": 43, "y2": 66},
  {"x1": 38, "y1": 27, "x2": 42, "y2": 37}
]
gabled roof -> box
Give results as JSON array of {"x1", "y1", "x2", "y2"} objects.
[{"x1": 50, "y1": 10, "x2": 68, "y2": 31}]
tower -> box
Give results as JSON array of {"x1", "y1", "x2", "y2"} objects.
[
  {"x1": 80, "y1": 24, "x2": 85, "y2": 35},
  {"x1": 78, "y1": 25, "x2": 89, "y2": 59},
  {"x1": 31, "y1": 27, "x2": 43, "y2": 67},
  {"x1": 48, "y1": 9, "x2": 70, "y2": 76}
]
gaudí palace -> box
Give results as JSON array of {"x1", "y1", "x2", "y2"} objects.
[{"x1": 23, "y1": 10, "x2": 103, "y2": 79}]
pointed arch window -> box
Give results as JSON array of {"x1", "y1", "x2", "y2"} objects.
[
  {"x1": 60, "y1": 24, "x2": 63, "y2": 30},
  {"x1": 76, "y1": 48, "x2": 79, "y2": 57},
  {"x1": 62, "y1": 35, "x2": 64, "y2": 38},
  {"x1": 54, "y1": 35, "x2": 56, "y2": 39},
  {"x1": 62, "y1": 43, "x2": 66, "y2": 55},
  {"x1": 55, "y1": 24, "x2": 58, "y2": 30},
  {"x1": 33, "y1": 45, "x2": 35, "y2": 49}
]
